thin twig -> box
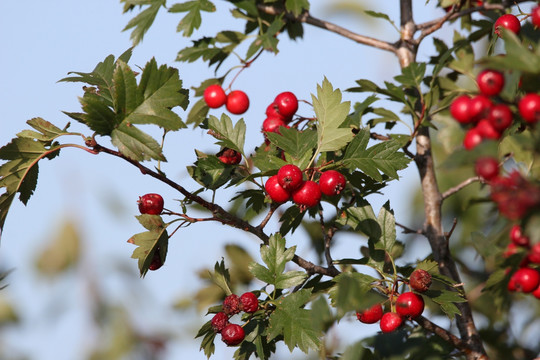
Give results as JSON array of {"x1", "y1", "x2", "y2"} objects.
[
  {"x1": 256, "y1": 203, "x2": 280, "y2": 230},
  {"x1": 445, "y1": 218, "x2": 458, "y2": 241},
  {"x1": 396, "y1": 221, "x2": 424, "y2": 235},
  {"x1": 256, "y1": 5, "x2": 397, "y2": 54},
  {"x1": 441, "y1": 176, "x2": 481, "y2": 200}
]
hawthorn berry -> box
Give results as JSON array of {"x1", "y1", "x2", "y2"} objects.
[
  {"x1": 262, "y1": 116, "x2": 288, "y2": 136},
  {"x1": 203, "y1": 84, "x2": 227, "y2": 108},
  {"x1": 211, "y1": 312, "x2": 229, "y2": 333},
  {"x1": 264, "y1": 175, "x2": 291, "y2": 203},
  {"x1": 509, "y1": 224, "x2": 530, "y2": 247},
  {"x1": 356, "y1": 303, "x2": 383, "y2": 324},
  {"x1": 533, "y1": 283, "x2": 540, "y2": 300},
  {"x1": 474, "y1": 157, "x2": 499, "y2": 181},
  {"x1": 518, "y1": 93, "x2": 540, "y2": 124},
  {"x1": 274, "y1": 91, "x2": 298, "y2": 118},
  {"x1": 138, "y1": 193, "x2": 164, "y2": 215},
  {"x1": 395, "y1": 292, "x2": 425, "y2": 319},
  {"x1": 475, "y1": 119, "x2": 500, "y2": 140},
  {"x1": 266, "y1": 102, "x2": 285, "y2": 120},
  {"x1": 409, "y1": 269, "x2": 432, "y2": 293},
  {"x1": 463, "y1": 128, "x2": 483, "y2": 150},
  {"x1": 527, "y1": 243, "x2": 540, "y2": 264},
  {"x1": 217, "y1": 148, "x2": 242, "y2": 165},
  {"x1": 488, "y1": 104, "x2": 513, "y2": 132},
  {"x1": 226, "y1": 90, "x2": 250, "y2": 115},
  {"x1": 221, "y1": 323, "x2": 245, "y2": 346},
  {"x1": 532, "y1": 6, "x2": 540, "y2": 28},
  {"x1": 239, "y1": 292, "x2": 259, "y2": 313},
  {"x1": 380, "y1": 312, "x2": 403, "y2": 333},
  {"x1": 450, "y1": 95, "x2": 473, "y2": 124},
  {"x1": 277, "y1": 164, "x2": 304, "y2": 191},
  {"x1": 292, "y1": 180, "x2": 322, "y2": 209},
  {"x1": 223, "y1": 294, "x2": 241, "y2": 315},
  {"x1": 470, "y1": 95, "x2": 493, "y2": 123},
  {"x1": 494, "y1": 14, "x2": 521, "y2": 37},
  {"x1": 319, "y1": 170, "x2": 347, "y2": 196},
  {"x1": 503, "y1": 243, "x2": 519, "y2": 258},
  {"x1": 148, "y1": 250, "x2": 163, "y2": 271},
  {"x1": 477, "y1": 69, "x2": 505, "y2": 97},
  {"x1": 508, "y1": 268, "x2": 540, "y2": 293}
]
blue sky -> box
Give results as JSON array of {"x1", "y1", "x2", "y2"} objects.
[{"x1": 0, "y1": 1, "x2": 506, "y2": 359}]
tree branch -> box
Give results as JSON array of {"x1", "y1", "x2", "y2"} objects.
[
  {"x1": 442, "y1": 176, "x2": 481, "y2": 200},
  {"x1": 256, "y1": 5, "x2": 397, "y2": 54}
]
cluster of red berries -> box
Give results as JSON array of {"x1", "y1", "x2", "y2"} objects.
[
  {"x1": 203, "y1": 84, "x2": 250, "y2": 115},
  {"x1": 261, "y1": 91, "x2": 299, "y2": 141},
  {"x1": 475, "y1": 158, "x2": 540, "y2": 220},
  {"x1": 504, "y1": 226, "x2": 540, "y2": 299},
  {"x1": 264, "y1": 164, "x2": 347, "y2": 210},
  {"x1": 356, "y1": 269, "x2": 431, "y2": 333},
  {"x1": 210, "y1": 292, "x2": 259, "y2": 346},
  {"x1": 450, "y1": 68, "x2": 540, "y2": 150}
]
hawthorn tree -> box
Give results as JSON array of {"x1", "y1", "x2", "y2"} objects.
[{"x1": 1, "y1": 0, "x2": 540, "y2": 359}]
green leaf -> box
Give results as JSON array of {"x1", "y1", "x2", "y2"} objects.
[
  {"x1": 169, "y1": 0, "x2": 216, "y2": 37},
  {"x1": 186, "y1": 97, "x2": 210, "y2": 128},
  {"x1": 267, "y1": 289, "x2": 321, "y2": 353},
  {"x1": 111, "y1": 123, "x2": 165, "y2": 161},
  {"x1": 342, "y1": 128, "x2": 410, "y2": 181},
  {"x1": 424, "y1": 288, "x2": 466, "y2": 320},
  {"x1": 376, "y1": 201, "x2": 396, "y2": 253},
  {"x1": 336, "y1": 199, "x2": 380, "y2": 238},
  {"x1": 207, "y1": 114, "x2": 246, "y2": 155},
  {"x1": 76, "y1": 92, "x2": 118, "y2": 135},
  {"x1": 128, "y1": 223, "x2": 168, "y2": 277},
  {"x1": 209, "y1": 259, "x2": 233, "y2": 295},
  {"x1": 312, "y1": 78, "x2": 353, "y2": 153},
  {"x1": 251, "y1": 146, "x2": 288, "y2": 173},
  {"x1": 285, "y1": 0, "x2": 309, "y2": 16},
  {"x1": 394, "y1": 62, "x2": 426, "y2": 88},
  {"x1": 186, "y1": 150, "x2": 235, "y2": 189},
  {"x1": 122, "y1": 0, "x2": 166, "y2": 45},
  {"x1": 329, "y1": 272, "x2": 381, "y2": 318},
  {"x1": 265, "y1": 127, "x2": 317, "y2": 161},
  {"x1": 249, "y1": 234, "x2": 306, "y2": 289},
  {"x1": 195, "y1": 319, "x2": 216, "y2": 358}
]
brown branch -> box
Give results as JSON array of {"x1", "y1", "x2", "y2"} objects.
[
  {"x1": 256, "y1": 4, "x2": 397, "y2": 54},
  {"x1": 396, "y1": 221, "x2": 424, "y2": 235},
  {"x1": 441, "y1": 176, "x2": 481, "y2": 200},
  {"x1": 256, "y1": 203, "x2": 279, "y2": 230}
]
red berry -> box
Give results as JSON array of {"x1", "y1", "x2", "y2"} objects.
[
  {"x1": 504, "y1": 243, "x2": 518, "y2": 258},
  {"x1": 223, "y1": 294, "x2": 241, "y2": 316},
  {"x1": 265, "y1": 175, "x2": 291, "y2": 203},
  {"x1": 203, "y1": 84, "x2": 227, "y2": 108},
  {"x1": 477, "y1": 69, "x2": 505, "y2": 96},
  {"x1": 532, "y1": 6, "x2": 540, "y2": 28},
  {"x1": 488, "y1": 104, "x2": 513, "y2": 132},
  {"x1": 533, "y1": 283, "x2": 540, "y2": 299},
  {"x1": 239, "y1": 292, "x2": 259, "y2": 313},
  {"x1": 356, "y1": 303, "x2": 383, "y2": 324},
  {"x1": 211, "y1": 312, "x2": 229, "y2": 333},
  {"x1": 510, "y1": 224, "x2": 530, "y2": 247},
  {"x1": 262, "y1": 116, "x2": 288, "y2": 136},
  {"x1": 319, "y1": 170, "x2": 347, "y2": 196},
  {"x1": 527, "y1": 243, "x2": 540, "y2": 264},
  {"x1": 277, "y1": 164, "x2": 304, "y2": 191},
  {"x1": 518, "y1": 93, "x2": 540, "y2": 124},
  {"x1": 226, "y1": 90, "x2": 250, "y2": 115},
  {"x1": 509, "y1": 268, "x2": 540, "y2": 293},
  {"x1": 450, "y1": 95, "x2": 473, "y2": 124},
  {"x1": 292, "y1": 180, "x2": 321, "y2": 209},
  {"x1": 475, "y1": 119, "x2": 500, "y2": 140},
  {"x1": 380, "y1": 312, "x2": 403, "y2": 333},
  {"x1": 148, "y1": 249, "x2": 163, "y2": 271},
  {"x1": 409, "y1": 269, "x2": 432, "y2": 293},
  {"x1": 475, "y1": 157, "x2": 499, "y2": 181},
  {"x1": 221, "y1": 324, "x2": 245, "y2": 346},
  {"x1": 463, "y1": 128, "x2": 483, "y2": 150},
  {"x1": 266, "y1": 102, "x2": 285, "y2": 120},
  {"x1": 494, "y1": 14, "x2": 521, "y2": 37},
  {"x1": 138, "y1": 193, "x2": 164, "y2": 215},
  {"x1": 217, "y1": 148, "x2": 242, "y2": 165},
  {"x1": 274, "y1": 91, "x2": 298, "y2": 118},
  {"x1": 470, "y1": 95, "x2": 493, "y2": 123},
  {"x1": 395, "y1": 292, "x2": 425, "y2": 319}
]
